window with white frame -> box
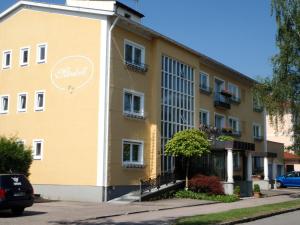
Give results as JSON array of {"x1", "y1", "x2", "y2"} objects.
[
  {"x1": 33, "y1": 139, "x2": 43, "y2": 160},
  {"x1": 122, "y1": 140, "x2": 143, "y2": 165},
  {"x1": 20, "y1": 47, "x2": 29, "y2": 66},
  {"x1": 199, "y1": 72, "x2": 209, "y2": 91},
  {"x1": 228, "y1": 83, "x2": 239, "y2": 101},
  {"x1": 161, "y1": 55, "x2": 194, "y2": 173},
  {"x1": 123, "y1": 90, "x2": 144, "y2": 117},
  {"x1": 253, "y1": 124, "x2": 262, "y2": 138},
  {"x1": 35, "y1": 91, "x2": 45, "y2": 111},
  {"x1": 199, "y1": 109, "x2": 209, "y2": 126},
  {"x1": 229, "y1": 117, "x2": 239, "y2": 133},
  {"x1": 2, "y1": 50, "x2": 12, "y2": 69},
  {"x1": 124, "y1": 40, "x2": 145, "y2": 67},
  {"x1": 17, "y1": 93, "x2": 27, "y2": 112},
  {"x1": 37, "y1": 44, "x2": 47, "y2": 63},
  {"x1": 0, "y1": 95, "x2": 9, "y2": 114},
  {"x1": 215, "y1": 114, "x2": 225, "y2": 129}
]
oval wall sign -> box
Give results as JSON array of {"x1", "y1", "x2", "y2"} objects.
[{"x1": 51, "y1": 55, "x2": 94, "y2": 92}]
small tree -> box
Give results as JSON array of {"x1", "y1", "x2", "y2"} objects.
[
  {"x1": 165, "y1": 129, "x2": 210, "y2": 189},
  {"x1": 0, "y1": 136, "x2": 33, "y2": 176}
]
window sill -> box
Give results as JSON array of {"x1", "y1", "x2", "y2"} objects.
[
  {"x1": 125, "y1": 61, "x2": 148, "y2": 73},
  {"x1": 33, "y1": 156, "x2": 42, "y2": 160},
  {"x1": 199, "y1": 87, "x2": 212, "y2": 95},
  {"x1": 122, "y1": 163, "x2": 145, "y2": 169},
  {"x1": 123, "y1": 113, "x2": 145, "y2": 120},
  {"x1": 0, "y1": 111, "x2": 8, "y2": 115}
]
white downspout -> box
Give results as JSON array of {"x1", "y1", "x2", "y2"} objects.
[{"x1": 103, "y1": 16, "x2": 119, "y2": 202}]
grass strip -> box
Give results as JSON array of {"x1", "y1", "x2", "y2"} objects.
[{"x1": 176, "y1": 199, "x2": 300, "y2": 225}]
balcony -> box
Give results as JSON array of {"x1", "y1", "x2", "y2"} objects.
[
  {"x1": 214, "y1": 92, "x2": 231, "y2": 109},
  {"x1": 220, "y1": 89, "x2": 233, "y2": 97},
  {"x1": 199, "y1": 84, "x2": 212, "y2": 95},
  {"x1": 253, "y1": 105, "x2": 264, "y2": 113},
  {"x1": 254, "y1": 136, "x2": 264, "y2": 141},
  {"x1": 125, "y1": 60, "x2": 148, "y2": 73},
  {"x1": 221, "y1": 128, "x2": 242, "y2": 137},
  {"x1": 230, "y1": 96, "x2": 241, "y2": 104}
]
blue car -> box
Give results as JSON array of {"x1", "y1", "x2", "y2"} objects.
[{"x1": 276, "y1": 171, "x2": 300, "y2": 188}]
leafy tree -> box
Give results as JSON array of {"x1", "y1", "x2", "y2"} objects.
[
  {"x1": 165, "y1": 129, "x2": 210, "y2": 189},
  {"x1": 0, "y1": 136, "x2": 33, "y2": 176},
  {"x1": 254, "y1": 0, "x2": 300, "y2": 152}
]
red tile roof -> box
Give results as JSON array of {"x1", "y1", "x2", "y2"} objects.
[{"x1": 284, "y1": 152, "x2": 300, "y2": 160}]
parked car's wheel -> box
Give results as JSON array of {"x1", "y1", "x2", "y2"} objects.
[
  {"x1": 11, "y1": 207, "x2": 24, "y2": 216},
  {"x1": 276, "y1": 181, "x2": 284, "y2": 188}
]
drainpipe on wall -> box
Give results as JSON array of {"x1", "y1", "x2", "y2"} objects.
[{"x1": 103, "y1": 15, "x2": 119, "y2": 202}]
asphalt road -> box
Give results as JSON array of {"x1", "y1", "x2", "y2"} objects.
[{"x1": 239, "y1": 210, "x2": 300, "y2": 225}]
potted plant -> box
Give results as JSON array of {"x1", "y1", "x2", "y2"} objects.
[
  {"x1": 253, "y1": 184, "x2": 261, "y2": 198},
  {"x1": 234, "y1": 185, "x2": 241, "y2": 198}
]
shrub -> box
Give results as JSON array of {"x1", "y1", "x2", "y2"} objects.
[
  {"x1": 0, "y1": 136, "x2": 33, "y2": 176},
  {"x1": 234, "y1": 186, "x2": 240, "y2": 196},
  {"x1": 175, "y1": 190, "x2": 239, "y2": 203},
  {"x1": 189, "y1": 174, "x2": 224, "y2": 195},
  {"x1": 253, "y1": 184, "x2": 261, "y2": 193}
]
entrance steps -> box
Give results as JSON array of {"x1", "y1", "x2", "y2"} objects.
[{"x1": 108, "y1": 180, "x2": 184, "y2": 204}]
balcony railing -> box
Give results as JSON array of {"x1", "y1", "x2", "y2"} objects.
[
  {"x1": 254, "y1": 136, "x2": 264, "y2": 141},
  {"x1": 221, "y1": 128, "x2": 242, "y2": 137},
  {"x1": 253, "y1": 105, "x2": 264, "y2": 113},
  {"x1": 214, "y1": 92, "x2": 231, "y2": 109},
  {"x1": 199, "y1": 84, "x2": 212, "y2": 95},
  {"x1": 230, "y1": 96, "x2": 241, "y2": 104},
  {"x1": 125, "y1": 60, "x2": 148, "y2": 73}
]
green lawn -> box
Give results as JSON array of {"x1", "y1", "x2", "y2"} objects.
[{"x1": 176, "y1": 199, "x2": 300, "y2": 225}]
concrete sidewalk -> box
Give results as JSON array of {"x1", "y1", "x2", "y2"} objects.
[{"x1": 0, "y1": 193, "x2": 299, "y2": 225}]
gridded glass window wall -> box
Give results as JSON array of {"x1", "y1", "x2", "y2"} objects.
[{"x1": 161, "y1": 55, "x2": 194, "y2": 173}]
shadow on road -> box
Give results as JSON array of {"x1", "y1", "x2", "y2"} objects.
[
  {"x1": 49, "y1": 218, "x2": 173, "y2": 225},
  {"x1": 0, "y1": 210, "x2": 47, "y2": 218}
]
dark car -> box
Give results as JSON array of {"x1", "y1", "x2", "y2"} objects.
[
  {"x1": 276, "y1": 171, "x2": 300, "y2": 188},
  {"x1": 0, "y1": 174, "x2": 34, "y2": 216}
]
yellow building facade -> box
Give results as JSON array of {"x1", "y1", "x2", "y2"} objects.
[{"x1": 0, "y1": 0, "x2": 275, "y2": 202}]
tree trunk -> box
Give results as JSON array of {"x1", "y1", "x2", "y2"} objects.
[{"x1": 185, "y1": 159, "x2": 190, "y2": 190}]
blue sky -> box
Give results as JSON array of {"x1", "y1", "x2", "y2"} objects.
[{"x1": 0, "y1": 0, "x2": 277, "y2": 79}]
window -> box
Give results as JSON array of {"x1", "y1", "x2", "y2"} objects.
[
  {"x1": 2, "y1": 50, "x2": 12, "y2": 69},
  {"x1": 233, "y1": 152, "x2": 240, "y2": 170},
  {"x1": 253, "y1": 96, "x2": 263, "y2": 112},
  {"x1": 33, "y1": 139, "x2": 43, "y2": 160},
  {"x1": 199, "y1": 109, "x2": 209, "y2": 126},
  {"x1": 253, "y1": 124, "x2": 262, "y2": 139},
  {"x1": 124, "y1": 40, "x2": 145, "y2": 67},
  {"x1": 0, "y1": 95, "x2": 9, "y2": 114},
  {"x1": 215, "y1": 114, "x2": 225, "y2": 129},
  {"x1": 199, "y1": 72, "x2": 209, "y2": 91},
  {"x1": 228, "y1": 83, "x2": 240, "y2": 102},
  {"x1": 20, "y1": 47, "x2": 29, "y2": 66},
  {"x1": 16, "y1": 139, "x2": 25, "y2": 146},
  {"x1": 35, "y1": 91, "x2": 45, "y2": 111},
  {"x1": 122, "y1": 140, "x2": 143, "y2": 165},
  {"x1": 17, "y1": 93, "x2": 27, "y2": 112},
  {"x1": 229, "y1": 117, "x2": 239, "y2": 133},
  {"x1": 37, "y1": 44, "x2": 47, "y2": 63},
  {"x1": 161, "y1": 55, "x2": 194, "y2": 173},
  {"x1": 123, "y1": 90, "x2": 144, "y2": 117}
]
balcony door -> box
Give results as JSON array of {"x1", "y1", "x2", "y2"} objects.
[{"x1": 214, "y1": 78, "x2": 225, "y2": 102}]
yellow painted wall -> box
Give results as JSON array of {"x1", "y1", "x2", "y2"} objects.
[{"x1": 0, "y1": 9, "x2": 101, "y2": 186}]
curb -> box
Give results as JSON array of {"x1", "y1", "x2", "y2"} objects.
[
  {"x1": 219, "y1": 207, "x2": 300, "y2": 225},
  {"x1": 84, "y1": 201, "x2": 219, "y2": 220}
]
